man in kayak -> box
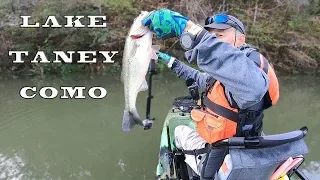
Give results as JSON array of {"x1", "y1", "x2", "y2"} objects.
[{"x1": 141, "y1": 9, "x2": 279, "y2": 178}]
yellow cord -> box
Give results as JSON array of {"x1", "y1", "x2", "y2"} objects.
[{"x1": 278, "y1": 175, "x2": 290, "y2": 180}]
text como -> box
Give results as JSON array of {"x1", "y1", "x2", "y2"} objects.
[{"x1": 20, "y1": 86, "x2": 107, "y2": 99}]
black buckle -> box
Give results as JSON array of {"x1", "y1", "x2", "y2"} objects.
[
  {"x1": 200, "y1": 92, "x2": 205, "y2": 106},
  {"x1": 239, "y1": 110, "x2": 258, "y2": 120},
  {"x1": 243, "y1": 130, "x2": 251, "y2": 138},
  {"x1": 246, "y1": 110, "x2": 256, "y2": 119}
]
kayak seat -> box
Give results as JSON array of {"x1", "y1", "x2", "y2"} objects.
[
  {"x1": 187, "y1": 165, "x2": 200, "y2": 180},
  {"x1": 180, "y1": 127, "x2": 309, "y2": 180},
  {"x1": 213, "y1": 127, "x2": 309, "y2": 180}
]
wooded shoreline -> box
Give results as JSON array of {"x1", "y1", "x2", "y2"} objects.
[{"x1": 0, "y1": 0, "x2": 319, "y2": 77}]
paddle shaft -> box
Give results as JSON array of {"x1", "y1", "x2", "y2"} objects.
[{"x1": 294, "y1": 169, "x2": 309, "y2": 180}]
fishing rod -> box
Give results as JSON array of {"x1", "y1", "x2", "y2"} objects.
[{"x1": 142, "y1": 59, "x2": 157, "y2": 130}]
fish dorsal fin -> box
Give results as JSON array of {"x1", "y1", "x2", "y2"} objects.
[{"x1": 139, "y1": 79, "x2": 148, "y2": 92}]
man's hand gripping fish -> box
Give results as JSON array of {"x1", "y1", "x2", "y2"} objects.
[{"x1": 121, "y1": 11, "x2": 159, "y2": 131}]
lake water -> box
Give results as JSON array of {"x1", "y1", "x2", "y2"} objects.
[{"x1": 0, "y1": 73, "x2": 319, "y2": 180}]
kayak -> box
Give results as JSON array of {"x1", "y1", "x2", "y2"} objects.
[
  {"x1": 156, "y1": 95, "x2": 197, "y2": 179},
  {"x1": 154, "y1": 95, "x2": 309, "y2": 180},
  {"x1": 142, "y1": 61, "x2": 309, "y2": 180}
]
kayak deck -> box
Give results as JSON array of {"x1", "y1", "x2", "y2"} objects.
[{"x1": 156, "y1": 106, "x2": 196, "y2": 179}]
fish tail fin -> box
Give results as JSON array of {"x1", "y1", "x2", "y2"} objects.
[{"x1": 122, "y1": 110, "x2": 143, "y2": 131}]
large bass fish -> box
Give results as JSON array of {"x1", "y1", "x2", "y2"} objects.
[{"x1": 121, "y1": 11, "x2": 159, "y2": 131}]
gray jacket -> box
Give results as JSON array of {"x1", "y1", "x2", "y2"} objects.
[{"x1": 172, "y1": 30, "x2": 270, "y2": 109}]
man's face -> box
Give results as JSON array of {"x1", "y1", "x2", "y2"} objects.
[{"x1": 208, "y1": 28, "x2": 245, "y2": 47}]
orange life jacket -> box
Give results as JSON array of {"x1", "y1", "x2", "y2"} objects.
[{"x1": 191, "y1": 51, "x2": 279, "y2": 144}]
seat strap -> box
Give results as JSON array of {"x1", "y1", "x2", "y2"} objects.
[{"x1": 183, "y1": 146, "x2": 210, "y2": 156}]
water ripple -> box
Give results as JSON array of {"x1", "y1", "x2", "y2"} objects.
[
  {"x1": 0, "y1": 153, "x2": 25, "y2": 180},
  {"x1": 301, "y1": 161, "x2": 320, "y2": 180}
]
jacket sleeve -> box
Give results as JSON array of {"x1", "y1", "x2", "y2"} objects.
[
  {"x1": 171, "y1": 60, "x2": 211, "y2": 90},
  {"x1": 182, "y1": 30, "x2": 270, "y2": 109}
]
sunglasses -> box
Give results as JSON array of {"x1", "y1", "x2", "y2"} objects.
[{"x1": 205, "y1": 14, "x2": 245, "y2": 34}]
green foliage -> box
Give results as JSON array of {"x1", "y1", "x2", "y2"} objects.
[
  {"x1": 88, "y1": 28, "x2": 111, "y2": 48},
  {"x1": 288, "y1": 15, "x2": 313, "y2": 33},
  {"x1": 0, "y1": 0, "x2": 319, "y2": 76},
  {"x1": 0, "y1": 0, "x2": 135, "y2": 76},
  {"x1": 0, "y1": 1, "x2": 11, "y2": 19},
  {"x1": 309, "y1": 0, "x2": 320, "y2": 15},
  {"x1": 310, "y1": 52, "x2": 320, "y2": 62},
  {"x1": 60, "y1": 64, "x2": 87, "y2": 74},
  {"x1": 155, "y1": 63, "x2": 166, "y2": 73},
  {"x1": 106, "y1": 0, "x2": 135, "y2": 11},
  {"x1": 104, "y1": 62, "x2": 121, "y2": 73}
]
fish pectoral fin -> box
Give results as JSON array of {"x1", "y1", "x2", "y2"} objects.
[
  {"x1": 151, "y1": 45, "x2": 160, "y2": 59},
  {"x1": 151, "y1": 51, "x2": 158, "y2": 60},
  {"x1": 139, "y1": 79, "x2": 148, "y2": 92}
]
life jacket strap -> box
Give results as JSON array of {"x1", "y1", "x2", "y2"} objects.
[
  {"x1": 202, "y1": 96, "x2": 239, "y2": 122},
  {"x1": 203, "y1": 96, "x2": 263, "y2": 138},
  {"x1": 205, "y1": 77, "x2": 216, "y2": 95},
  {"x1": 206, "y1": 78, "x2": 216, "y2": 86},
  {"x1": 247, "y1": 50, "x2": 269, "y2": 74}
]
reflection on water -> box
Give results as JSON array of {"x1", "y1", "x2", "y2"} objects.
[
  {"x1": 0, "y1": 73, "x2": 319, "y2": 179},
  {"x1": 117, "y1": 159, "x2": 126, "y2": 173},
  {"x1": 68, "y1": 168, "x2": 91, "y2": 179},
  {"x1": 0, "y1": 153, "x2": 24, "y2": 179},
  {"x1": 301, "y1": 161, "x2": 320, "y2": 179},
  {"x1": 263, "y1": 75, "x2": 320, "y2": 180},
  {"x1": 0, "y1": 151, "x2": 93, "y2": 180}
]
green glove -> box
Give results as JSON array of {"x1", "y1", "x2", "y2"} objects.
[
  {"x1": 156, "y1": 51, "x2": 176, "y2": 68},
  {"x1": 141, "y1": 9, "x2": 189, "y2": 39}
]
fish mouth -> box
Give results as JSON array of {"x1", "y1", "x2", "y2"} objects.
[
  {"x1": 130, "y1": 34, "x2": 145, "y2": 39},
  {"x1": 129, "y1": 24, "x2": 150, "y2": 39}
]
